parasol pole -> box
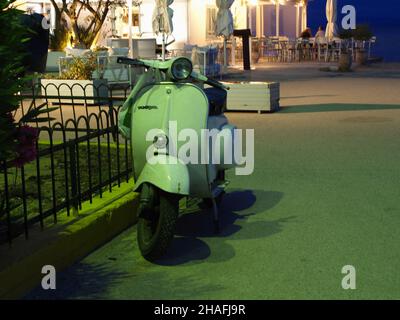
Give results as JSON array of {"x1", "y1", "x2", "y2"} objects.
[
  {"x1": 160, "y1": 13, "x2": 166, "y2": 61},
  {"x1": 138, "y1": 2, "x2": 141, "y2": 35},
  {"x1": 162, "y1": 33, "x2": 166, "y2": 61},
  {"x1": 223, "y1": 35, "x2": 228, "y2": 74},
  {"x1": 128, "y1": 0, "x2": 133, "y2": 58}
]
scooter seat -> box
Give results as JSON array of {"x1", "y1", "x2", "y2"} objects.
[{"x1": 204, "y1": 87, "x2": 227, "y2": 115}]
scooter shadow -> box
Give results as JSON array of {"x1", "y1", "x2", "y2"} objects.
[{"x1": 154, "y1": 189, "x2": 287, "y2": 266}]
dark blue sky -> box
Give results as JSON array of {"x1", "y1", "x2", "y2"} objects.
[
  {"x1": 308, "y1": 0, "x2": 400, "y2": 29},
  {"x1": 307, "y1": 0, "x2": 400, "y2": 60}
]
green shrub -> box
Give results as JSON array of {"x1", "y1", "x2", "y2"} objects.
[
  {"x1": 0, "y1": 0, "x2": 29, "y2": 161},
  {"x1": 353, "y1": 24, "x2": 374, "y2": 41},
  {"x1": 339, "y1": 25, "x2": 374, "y2": 41},
  {"x1": 58, "y1": 54, "x2": 98, "y2": 80},
  {"x1": 0, "y1": 0, "x2": 56, "y2": 165},
  {"x1": 338, "y1": 28, "x2": 353, "y2": 40}
]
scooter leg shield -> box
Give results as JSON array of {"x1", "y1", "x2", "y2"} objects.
[{"x1": 133, "y1": 155, "x2": 190, "y2": 196}]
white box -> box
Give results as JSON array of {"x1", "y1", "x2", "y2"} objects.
[
  {"x1": 107, "y1": 38, "x2": 157, "y2": 59},
  {"x1": 131, "y1": 39, "x2": 157, "y2": 59},
  {"x1": 223, "y1": 81, "x2": 280, "y2": 113}
]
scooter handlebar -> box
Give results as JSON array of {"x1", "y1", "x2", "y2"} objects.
[
  {"x1": 117, "y1": 57, "x2": 145, "y2": 66},
  {"x1": 118, "y1": 58, "x2": 230, "y2": 91},
  {"x1": 205, "y1": 78, "x2": 230, "y2": 91}
]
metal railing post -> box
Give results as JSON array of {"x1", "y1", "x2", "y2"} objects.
[{"x1": 69, "y1": 141, "x2": 79, "y2": 216}]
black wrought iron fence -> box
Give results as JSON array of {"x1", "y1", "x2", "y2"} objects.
[
  {"x1": 20, "y1": 81, "x2": 131, "y2": 129},
  {"x1": 0, "y1": 82, "x2": 134, "y2": 244}
]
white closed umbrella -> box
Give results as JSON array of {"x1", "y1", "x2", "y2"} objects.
[
  {"x1": 152, "y1": 0, "x2": 174, "y2": 60},
  {"x1": 325, "y1": 0, "x2": 338, "y2": 40},
  {"x1": 215, "y1": 0, "x2": 234, "y2": 72}
]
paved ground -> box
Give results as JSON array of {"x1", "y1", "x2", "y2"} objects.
[
  {"x1": 26, "y1": 62, "x2": 400, "y2": 299},
  {"x1": 227, "y1": 61, "x2": 400, "y2": 106}
]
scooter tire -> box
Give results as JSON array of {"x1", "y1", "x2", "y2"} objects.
[{"x1": 137, "y1": 187, "x2": 179, "y2": 261}]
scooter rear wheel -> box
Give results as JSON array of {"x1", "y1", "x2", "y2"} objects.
[{"x1": 137, "y1": 185, "x2": 179, "y2": 261}]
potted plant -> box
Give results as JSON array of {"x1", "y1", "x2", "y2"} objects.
[
  {"x1": 353, "y1": 24, "x2": 373, "y2": 65},
  {"x1": 40, "y1": 53, "x2": 109, "y2": 104},
  {"x1": 338, "y1": 29, "x2": 353, "y2": 71}
]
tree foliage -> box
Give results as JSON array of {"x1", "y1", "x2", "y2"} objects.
[
  {"x1": 0, "y1": 0, "x2": 28, "y2": 162},
  {"x1": 50, "y1": 0, "x2": 126, "y2": 49},
  {"x1": 0, "y1": 0, "x2": 56, "y2": 166}
]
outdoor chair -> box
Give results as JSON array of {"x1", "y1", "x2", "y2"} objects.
[
  {"x1": 296, "y1": 38, "x2": 312, "y2": 62},
  {"x1": 171, "y1": 44, "x2": 221, "y2": 77},
  {"x1": 329, "y1": 39, "x2": 342, "y2": 61},
  {"x1": 350, "y1": 38, "x2": 356, "y2": 60},
  {"x1": 96, "y1": 55, "x2": 131, "y2": 85},
  {"x1": 270, "y1": 37, "x2": 283, "y2": 62},
  {"x1": 234, "y1": 41, "x2": 244, "y2": 62},
  {"x1": 45, "y1": 51, "x2": 65, "y2": 73},
  {"x1": 279, "y1": 40, "x2": 296, "y2": 62},
  {"x1": 250, "y1": 37, "x2": 261, "y2": 64},
  {"x1": 287, "y1": 40, "x2": 298, "y2": 62},
  {"x1": 368, "y1": 36, "x2": 377, "y2": 58},
  {"x1": 315, "y1": 37, "x2": 329, "y2": 62},
  {"x1": 260, "y1": 38, "x2": 280, "y2": 62}
]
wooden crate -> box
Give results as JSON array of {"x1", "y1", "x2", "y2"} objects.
[{"x1": 223, "y1": 81, "x2": 280, "y2": 113}]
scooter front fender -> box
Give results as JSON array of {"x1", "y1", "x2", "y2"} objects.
[{"x1": 133, "y1": 155, "x2": 190, "y2": 195}]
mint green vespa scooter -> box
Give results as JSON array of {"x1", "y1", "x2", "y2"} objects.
[{"x1": 117, "y1": 57, "x2": 237, "y2": 261}]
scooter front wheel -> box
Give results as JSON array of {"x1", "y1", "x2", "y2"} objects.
[{"x1": 137, "y1": 184, "x2": 179, "y2": 261}]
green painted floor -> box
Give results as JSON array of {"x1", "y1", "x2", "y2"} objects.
[{"x1": 27, "y1": 105, "x2": 400, "y2": 299}]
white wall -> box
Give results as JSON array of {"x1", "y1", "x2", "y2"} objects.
[
  {"x1": 280, "y1": 4, "x2": 296, "y2": 38},
  {"x1": 263, "y1": 4, "x2": 276, "y2": 36},
  {"x1": 19, "y1": 0, "x2": 305, "y2": 48},
  {"x1": 171, "y1": 0, "x2": 189, "y2": 48},
  {"x1": 187, "y1": 0, "x2": 248, "y2": 46},
  {"x1": 255, "y1": 2, "x2": 304, "y2": 39},
  {"x1": 187, "y1": 0, "x2": 206, "y2": 46},
  {"x1": 18, "y1": 0, "x2": 249, "y2": 48}
]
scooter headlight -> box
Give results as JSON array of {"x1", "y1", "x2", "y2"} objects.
[{"x1": 169, "y1": 57, "x2": 193, "y2": 81}]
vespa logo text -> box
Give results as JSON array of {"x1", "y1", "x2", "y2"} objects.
[{"x1": 138, "y1": 105, "x2": 158, "y2": 110}]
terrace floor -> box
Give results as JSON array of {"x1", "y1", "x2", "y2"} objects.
[{"x1": 25, "y1": 61, "x2": 400, "y2": 299}]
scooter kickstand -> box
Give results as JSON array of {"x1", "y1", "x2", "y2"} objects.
[{"x1": 211, "y1": 198, "x2": 220, "y2": 234}]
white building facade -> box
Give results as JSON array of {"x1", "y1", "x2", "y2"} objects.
[{"x1": 15, "y1": 0, "x2": 308, "y2": 49}]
